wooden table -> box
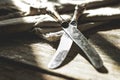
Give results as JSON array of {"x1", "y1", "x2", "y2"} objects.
[{"x1": 0, "y1": 22, "x2": 120, "y2": 80}]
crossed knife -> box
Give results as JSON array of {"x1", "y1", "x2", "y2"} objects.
[{"x1": 36, "y1": 4, "x2": 104, "y2": 69}]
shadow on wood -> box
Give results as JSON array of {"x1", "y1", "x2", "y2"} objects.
[{"x1": 0, "y1": 56, "x2": 77, "y2": 80}]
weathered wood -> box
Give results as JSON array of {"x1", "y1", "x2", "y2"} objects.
[
  {"x1": 0, "y1": 0, "x2": 119, "y2": 44},
  {"x1": 1, "y1": 4, "x2": 120, "y2": 36},
  {"x1": 0, "y1": 22, "x2": 120, "y2": 80},
  {"x1": 0, "y1": 0, "x2": 119, "y2": 17},
  {"x1": 57, "y1": 0, "x2": 119, "y2": 13},
  {"x1": 0, "y1": 14, "x2": 70, "y2": 35},
  {"x1": 0, "y1": 13, "x2": 109, "y2": 42},
  {"x1": 0, "y1": 2, "x2": 120, "y2": 30},
  {"x1": 0, "y1": 1, "x2": 120, "y2": 80},
  {"x1": 81, "y1": 4, "x2": 120, "y2": 22}
]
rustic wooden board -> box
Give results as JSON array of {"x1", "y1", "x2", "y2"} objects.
[{"x1": 0, "y1": 22, "x2": 120, "y2": 80}]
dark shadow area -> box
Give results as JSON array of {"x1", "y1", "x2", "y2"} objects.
[
  {"x1": 0, "y1": 33, "x2": 45, "y2": 80},
  {"x1": 83, "y1": 19, "x2": 120, "y2": 38},
  {"x1": 79, "y1": 2, "x2": 120, "y2": 24},
  {"x1": 0, "y1": 0, "x2": 24, "y2": 21},
  {"x1": 86, "y1": 0, "x2": 120, "y2": 9},
  {"x1": 57, "y1": 0, "x2": 120, "y2": 14},
  {"x1": 0, "y1": 32, "x2": 78, "y2": 80},
  {"x1": 91, "y1": 34, "x2": 120, "y2": 66},
  {"x1": 80, "y1": 14, "x2": 120, "y2": 23},
  {"x1": 0, "y1": 56, "x2": 77, "y2": 80}
]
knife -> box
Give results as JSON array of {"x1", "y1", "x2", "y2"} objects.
[
  {"x1": 48, "y1": 5, "x2": 85, "y2": 69},
  {"x1": 48, "y1": 5, "x2": 103, "y2": 69}
]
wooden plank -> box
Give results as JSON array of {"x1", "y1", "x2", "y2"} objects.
[{"x1": 0, "y1": 22, "x2": 120, "y2": 80}]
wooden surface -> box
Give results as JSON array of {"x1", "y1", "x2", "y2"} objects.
[{"x1": 0, "y1": 21, "x2": 120, "y2": 80}]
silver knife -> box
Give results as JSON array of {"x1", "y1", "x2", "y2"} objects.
[
  {"x1": 48, "y1": 5, "x2": 103, "y2": 69},
  {"x1": 48, "y1": 32, "x2": 73, "y2": 68},
  {"x1": 48, "y1": 5, "x2": 84, "y2": 69}
]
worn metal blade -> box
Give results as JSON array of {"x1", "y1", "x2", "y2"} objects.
[
  {"x1": 61, "y1": 21, "x2": 103, "y2": 69},
  {"x1": 48, "y1": 32, "x2": 73, "y2": 69}
]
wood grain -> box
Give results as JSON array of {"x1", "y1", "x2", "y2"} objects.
[
  {"x1": 0, "y1": 21, "x2": 120, "y2": 80},
  {"x1": 0, "y1": 1, "x2": 120, "y2": 79}
]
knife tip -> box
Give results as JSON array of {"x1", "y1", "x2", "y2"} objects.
[
  {"x1": 48, "y1": 62, "x2": 58, "y2": 69},
  {"x1": 48, "y1": 64, "x2": 54, "y2": 69}
]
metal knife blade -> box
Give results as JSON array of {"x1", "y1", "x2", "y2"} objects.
[
  {"x1": 62, "y1": 21, "x2": 103, "y2": 69},
  {"x1": 48, "y1": 32, "x2": 73, "y2": 69}
]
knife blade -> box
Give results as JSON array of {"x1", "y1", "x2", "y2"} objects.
[
  {"x1": 48, "y1": 32, "x2": 73, "y2": 68},
  {"x1": 62, "y1": 21, "x2": 103, "y2": 69}
]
